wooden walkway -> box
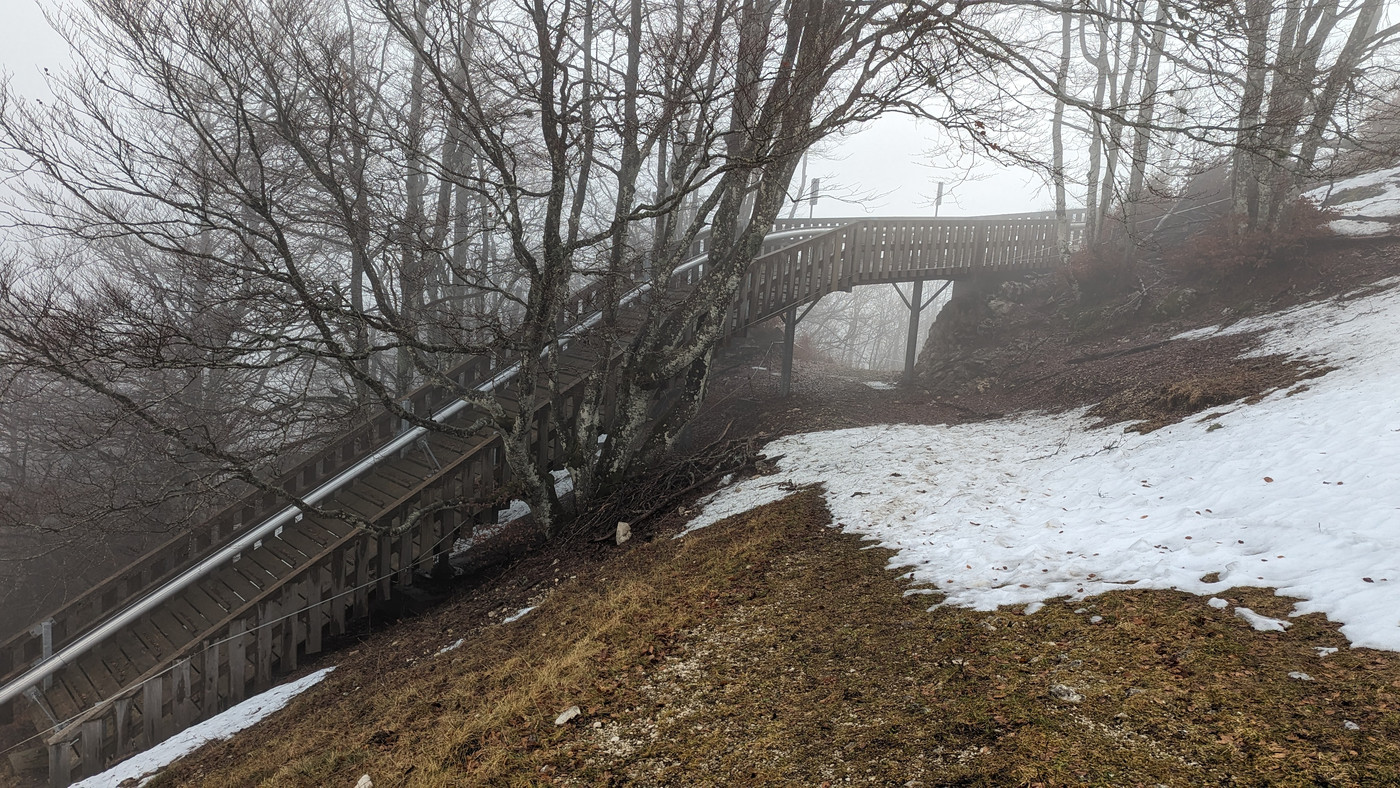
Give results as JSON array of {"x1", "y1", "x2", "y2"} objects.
[{"x1": 0, "y1": 210, "x2": 1078, "y2": 786}]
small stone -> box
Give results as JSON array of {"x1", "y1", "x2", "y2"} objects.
[
  {"x1": 555, "y1": 705, "x2": 582, "y2": 726},
  {"x1": 1089, "y1": 615, "x2": 1104, "y2": 624},
  {"x1": 615, "y1": 521, "x2": 632, "y2": 545},
  {"x1": 1049, "y1": 684, "x2": 1083, "y2": 703},
  {"x1": 1074, "y1": 608, "x2": 1089, "y2": 614},
  {"x1": 1344, "y1": 720, "x2": 1361, "y2": 731},
  {"x1": 355, "y1": 776, "x2": 373, "y2": 788},
  {"x1": 1288, "y1": 671, "x2": 1314, "y2": 681}
]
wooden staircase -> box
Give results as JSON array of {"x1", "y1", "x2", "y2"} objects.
[{"x1": 0, "y1": 212, "x2": 1075, "y2": 786}]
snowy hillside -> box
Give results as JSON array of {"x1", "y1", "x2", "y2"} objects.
[{"x1": 685, "y1": 279, "x2": 1400, "y2": 650}]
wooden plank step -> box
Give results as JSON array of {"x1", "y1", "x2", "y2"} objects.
[
  {"x1": 226, "y1": 557, "x2": 280, "y2": 595},
  {"x1": 54, "y1": 665, "x2": 102, "y2": 711},
  {"x1": 239, "y1": 543, "x2": 300, "y2": 581},
  {"x1": 205, "y1": 568, "x2": 265, "y2": 609},
  {"x1": 254, "y1": 534, "x2": 311, "y2": 570},
  {"x1": 150, "y1": 608, "x2": 199, "y2": 648},
  {"x1": 73, "y1": 651, "x2": 124, "y2": 700},
  {"x1": 357, "y1": 473, "x2": 412, "y2": 503},
  {"x1": 375, "y1": 464, "x2": 424, "y2": 490},
  {"x1": 182, "y1": 585, "x2": 231, "y2": 625},
  {"x1": 164, "y1": 597, "x2": 216, "y2": 644},
  {"x1": 275, "y1": 527, "x2": 331, "y2": 561},
  {"x1": 326, "y1": 488, "x2": 389, "y2": 520},
  {"x1": 39, "y1": 679, "x2": 83, "y2": 723}
]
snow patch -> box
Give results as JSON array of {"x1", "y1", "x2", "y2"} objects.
[
  {"x1": 1235, "y1": 607, "x2": 1291, "y2": 632},
  {"x1": 72, "y1": 667, "x2": 335, "y2": 787},
  {"x1": 502, "y1": 605, "x2": 535, "y2": 624},
  {"x1": 685, "y1": 282, "x2": 1400, "y2": 650},
  {"x1": 1305, "y1": 165, "x2": 1400, "y2": 236}
]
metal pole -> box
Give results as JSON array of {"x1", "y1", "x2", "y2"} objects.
[
  {"x1": 902, "y1": 279, "x2": 924, "y2": 385},
  {"x1": 780, "y1": 306, "x2": 797, "y2": 397}
]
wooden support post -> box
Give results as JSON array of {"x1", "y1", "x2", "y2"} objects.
[
  {"x1": 228, "y1": 620, "x2": 247, "y2": 704},
  {"x1": 255, "y1": 605, "x2": 273, "y2": 691},
  {"x1": 779, "y1": 305, "x2": 797, "y2": 398},
  {"x1": 173, "y1": 658, "x2": 193, "y2": 731},
  {"x1": 203, "y1": 642, "x2": 219, "y2": 716},
  {"x1": 79, "y1": 720, "x2": 102, "y2": 779},
  {"x1": 902, "y1": 278, "x2": 925, "y2": 385},
  {"x1": 378, "y1": 533, "x2": 393, "y2": 601},
  {"x1": 397, "y1": 529, "x2": 413, "y2": 587},
  {"x1": 307, "y1": 565, "x2": 324, "y2": 654},
  {"x1": 48, "y1": 739, "x2": 71, "y2": 788},
  {"x1": 354, "y1": 538, "x2": 371, "y2": 620},
  {"x1": 141, "y1": 677, "x2": 163, "y2": 746},
  {"x1": 330, "y1": 547, "x2": 348, "y2": 635},
  {"x1": 281, "y1": 585, "x2": 299, "y2": 673},
  {"x1": 113, "y1": 697, "x2": 132, "y2": 754}
]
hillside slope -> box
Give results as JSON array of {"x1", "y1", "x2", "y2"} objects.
[{"x1": 30, "y1": 228, "x2": 1400, "y2": 788}]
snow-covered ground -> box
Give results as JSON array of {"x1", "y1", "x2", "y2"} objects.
[
  {"x1": 684, "y1": 279, "x2": 1400, "y2": 650},
  {"x1": 1306, "y1": 165, "x2": 1400, "y2": 237},
  {"x1": 72, "y1": 667, "x2": 335, "y2": 788}
]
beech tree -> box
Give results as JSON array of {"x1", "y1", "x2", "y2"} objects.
[{"x1": 0, "y1": 0, "x2": 962, "y2": 540}]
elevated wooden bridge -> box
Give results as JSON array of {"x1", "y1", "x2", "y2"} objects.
[{"x1": 0, "y1": 210, "x2": 1080, "y2": 786}]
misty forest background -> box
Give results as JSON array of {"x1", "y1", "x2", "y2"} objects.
[{"x1": 1, "y1": 0, "x2": 1397, "y2": 643}]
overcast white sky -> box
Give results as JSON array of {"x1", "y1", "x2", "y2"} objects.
[{"x1": 0, "y1": 0, "x2": 1053, "y2": 219}]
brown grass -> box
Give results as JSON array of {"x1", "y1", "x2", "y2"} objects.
[
  {"x1": 1086, "y1": 356, "x2": 1334, "y2": 433},
  {"x1": 144, "y1": 492, "x2": 1400, "y2": 788}
]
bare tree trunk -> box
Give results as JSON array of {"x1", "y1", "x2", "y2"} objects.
[
  {"x1": 1123, "y1": 0, "x2": 1168, "y2": 250},
  {"x1": 1052, "y1": 0, "x2": 1072, "y2": 263}
]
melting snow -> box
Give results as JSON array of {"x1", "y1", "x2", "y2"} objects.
[
  {"x1": 685, "y1": 280, "x2": 1400, "y2": 650},
  {"x1": 1235, "y1": 607, "x2": 1291, "y2": 632},
  {"x1": 502, "y1": 605, "x2": 535, "y2": 624},
  {"x1": 72, "y1": 667, "x2": 335, "y2": 787},
  {"x1": 1306, "y1": 165, "x2": 1400, "y2": 237}
]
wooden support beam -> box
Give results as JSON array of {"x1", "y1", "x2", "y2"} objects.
[
  {"x1": 903, "y1": 279, "x2": 925, "y2": 385},
  {"x1": 141, "y1": 677, "x2": 162, "y2": 747},
  {"x1": 48, "y1": 739, "x2": 71, "y2": 788},
  {"x1": 281, "y1": 585, "x2": 299, "y2": 673},
  {"x1": 330, "y1": 547, "x2": 348, "y2": 636},
  {"x1": 228, "y1": 620, "x2": 246, "y2": 704},
  {"x1": 378, "y1": 533, "x2": 393, "y2": 602},
  {"x1": 114, "y1": 697, "x2": 132, "y2": 754},
  {"x1": 202, "y1": 642, "x2": 219, "y2": 717},
  {"x1": 79, "y1": 720, "x2": 102, "y2": 779},
  {"x1": 255, "y1": 605, "x2": 272, "y2": 692},
  {"x1": 306, "y1": 566, "x2": 324, "y2": 655},
  {"x1": 173, "y1": 659, "x2": 193, "y2": 731},
  {"x1": 354, "y1": 538, "x2": 371, "y2": 620}
]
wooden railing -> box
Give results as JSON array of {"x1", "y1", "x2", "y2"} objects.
[{"x1": 0, "y1": 280, "x2": 616, "y2": 696}]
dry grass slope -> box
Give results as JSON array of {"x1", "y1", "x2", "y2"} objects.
[{"x1": 147, "y1": 491, "x2": 1400, "y2": 788}]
